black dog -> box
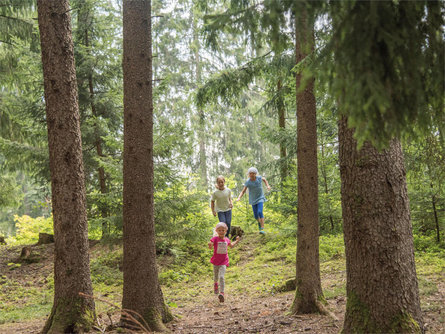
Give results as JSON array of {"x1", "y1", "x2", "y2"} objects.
[{"x1": 230, "y1": 225, "x2": 244, "y2": 241}]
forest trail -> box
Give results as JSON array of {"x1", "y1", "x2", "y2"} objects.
[
  {"x1": 0, "y1": 233, "x2": 444, "y2": 333},
  {"x1": 163, "y1": 232, "x2": 345, "y2": 333},
  {"x1": 164, "y1": 287, "x2": 343, "y2": 333}
]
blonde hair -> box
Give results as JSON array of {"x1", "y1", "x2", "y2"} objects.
[
  {"x1": 213, "y1": 222, "x2": 228, "y2": 237},
  {"x1": 215, "y1": 175, "x2": 226, "y2": 189}
]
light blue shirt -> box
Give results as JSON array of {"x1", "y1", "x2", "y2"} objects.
[{"x1": 244, "y1": 175, "x2": 266, "y2": 205}]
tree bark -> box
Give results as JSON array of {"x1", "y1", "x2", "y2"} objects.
[
  {"x1": 291, "y1": 5, "x2": 325, "y2": 315},
  {"x1": 338, "y1": 117, "x2": 424, "y2": 333},
  {"x1": 37, "y1": 1, "x2": 95, "y2": 332},
  {"x1": 121, "y1": 0, "x2": 172, "y2": 331}
]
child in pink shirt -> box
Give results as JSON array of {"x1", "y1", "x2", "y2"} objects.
[{"x1": 208, "y1": 222, "x2": 240, "y2": 302}]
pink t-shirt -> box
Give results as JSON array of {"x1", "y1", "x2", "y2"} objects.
[{"x1": 210, "y1": 236, "x2": 231, "y2": 266}]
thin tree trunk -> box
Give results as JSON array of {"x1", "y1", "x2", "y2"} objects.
[
  {"x1": 430, "y1": 183, "x2": 440, "y2": 243},
  {"x1": 338, "y1": 117, "x2": 424, "y2": 333},
  {"x1": 37, "y1": 1, "x2": 95, "y2": 332},
  {"x1": 278, "y1": 79, "x2": 288, "y2": 185},
  {"x1": 199, "y1": 110, "x2": 207, "y2": 187},
  {"x1": 193, "y1": 14, "x2": 207, "y2": 188},
  {"x1": 121, "y1": 0, "x2": 172, "y2": 330},
  {"x1": 291, "y1": 5, "x2": 325, "y2": 315},
  {"x1": 320, "y1": 138, "x2": 335, "y2": 231}
]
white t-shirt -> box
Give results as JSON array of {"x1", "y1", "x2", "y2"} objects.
[{"x1": 211, "y1": 188, "x2": 232, "y2": 212}]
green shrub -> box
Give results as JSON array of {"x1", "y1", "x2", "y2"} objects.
[
  {"x1": 413, "y1": 234, "x2": 445, "y2": 253},
  {"x1": 6, "y1": 215, "x2": 53, "y2": 245}
]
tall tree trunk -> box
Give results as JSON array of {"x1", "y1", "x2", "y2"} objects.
[
  {"x1": 37, "y1": 1, "x2": 95, "y2": 332},
  {"x1": 291, "y1": 5, "x2": 325, "y2": 315},
  {"x1": 278, "y1": 79, "x2": 288, "y2": 185},
  {"x1": 338, "y1": 117, "x2": 424, "y2": 333},
  {"x1": 121, "y1": 0, "x2": 172, "y2": 330}
]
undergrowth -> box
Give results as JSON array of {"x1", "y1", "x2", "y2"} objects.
[{"x1": 0, "y1": 231, "x2": 443, "y2": 326}]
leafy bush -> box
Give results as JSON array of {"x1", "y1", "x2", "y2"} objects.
[
  {"x1": 154, "y1": 180, "x2": 213, "y2": 243},
  {"x1": 6, "y1": 215, "x2": 53, "y2": 245}
]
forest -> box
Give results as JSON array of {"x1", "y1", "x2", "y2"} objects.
[{"x1": 0, "y1": 0, "x2": 444, "y2": 333}]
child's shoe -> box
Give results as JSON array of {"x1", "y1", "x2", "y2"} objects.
[
  {"x1": 218, "y1": 292, "x2": 224, "y2": 303},
  {"x1": 213, "y1": 282, "x2": 219, "y2": 294},
  {"x1": 259, "y1": 227, "x2": 266, "y2": 235}
]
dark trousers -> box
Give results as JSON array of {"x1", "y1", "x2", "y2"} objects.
[{"x1": 217, "y1": 210, "x2": 232, "y2": 237}]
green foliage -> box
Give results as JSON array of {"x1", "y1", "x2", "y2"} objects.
[
  {"x1": 414, "y1": 241, "x2": 445, "y2": 287},
  {"x1": 203, "y1": 0, "x2": 297, "y2": 53},
  {"x1": 154, "y1": 179, "x2": 213, "y2": 244},
  {"x1": 405, "y1": 132, "x2": 444, "y2": 241},
  {"x1": 71, "y1": 0, "x2": 125, "y2": 238},
  {"x1": 159, "y1": 269, "x2": 192, "y2": 286},
  {"x1": 0, "y1": 5, "x2": 444, "y2": 330},
  {"x1": 317, "y1": 102, "x2": 342, "y2": 233},
  {"x1": 325, "y1": 0, "x2": 445, "y2": 148},
  {"x1": 196, "y1": 54, "x2": 288, "y2": 109},
  {"x1": 158, "y1": 239, "x2": 211, "y2": 287},
  {"x1": 0, "y1": 172, "x2": 22, "y2": 208},
  {"x1": 319, "y1": 234, "x2": 345, "y2": 262},
  {"x1": 413, "y1": 234, "x2": 445, "y2": 253},
  {"x1": 0, "y1": 0, "x2": 51, "y2": 239},
  {"x1": 5, "y1": 215, "x2": 53, "y2": 245},
  {"x1": 0, "y1": 0, "x2": 35, "y2": 45}
]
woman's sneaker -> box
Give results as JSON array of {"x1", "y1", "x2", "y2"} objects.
[
  {"x1": 214, "y1": 282, "x2": 219, "y2": 294},
  {"x1": 218, "y1": 292, "x2": 224, "y2": 303}
]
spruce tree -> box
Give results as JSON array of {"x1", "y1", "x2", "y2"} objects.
[
  {"x1": 121, "y1": 0, "x2": 172, "y2": 329},
  {"x1": 325, "y1": 1, "x2": 444, "y2": 331},
  {"x1": 37, "y1": 0, "x2": 95, "y2": 332}
]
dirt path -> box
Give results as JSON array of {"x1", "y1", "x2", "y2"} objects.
[{"x1": 166, "y1": 291, "x2": 344, "y2": 333}]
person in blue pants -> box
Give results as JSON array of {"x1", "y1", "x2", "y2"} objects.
[{"x1": 236, "y1": 167, "x2": 271, "y2": 234}]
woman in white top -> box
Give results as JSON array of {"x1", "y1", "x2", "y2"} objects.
[{"x1": 211, "y1": 175, "x2": 233, "y2": 237}]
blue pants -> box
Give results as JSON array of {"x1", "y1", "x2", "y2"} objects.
[
  {"x1": 252, "y1": 202, "x2": 264, "y2": 219},
  {"x1": 217, "y1": 210, "x2": 232, "y2": 237}
]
